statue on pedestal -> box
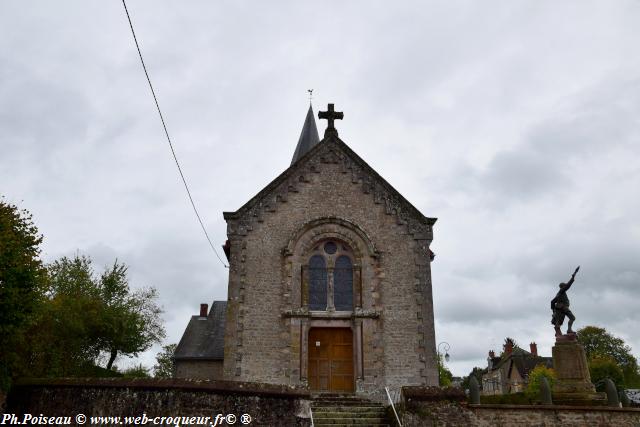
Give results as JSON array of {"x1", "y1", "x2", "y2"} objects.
[
  {"x1": 549, "y1": 265, "x2": 606, "y2": 405},
  {"x1": 551, "y1": 266, "x2": 580, "y2": 336}
]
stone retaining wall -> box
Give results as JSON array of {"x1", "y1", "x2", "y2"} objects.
[
  {"x1": 471, "y1": 404, "x2": 640, "y2": 427},
  {"x1": 7, "y1": 381, "x2": 640, "y2": 427},
  {"x1": 401, "y1": 387, "x2": 640, "y2": 427},
  {"x1": 5, "y1": 378, "x2": 311, "y2": 426}
]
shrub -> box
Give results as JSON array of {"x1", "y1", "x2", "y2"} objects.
[{"x1": 526, "y1": 364, "x2": 556, "y2": 398}]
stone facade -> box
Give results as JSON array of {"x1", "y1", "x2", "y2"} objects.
[
  {"x1": 221, "y1": 133, "x2": 439, "y2": 398},
  {"x1": 175, "y1": 360, "x2": 223, "y2": 381}
]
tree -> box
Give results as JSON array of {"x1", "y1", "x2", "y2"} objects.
[
  {"x1": 95, "y1": 261, "x2": 165, "y2": 370},
  {"x1": 577, "y1": 326, "x2": 640, "y2": 388},
  {"x1": 26, "y1": 255, "x2": 165, "y2": 376},
  {"x1": 577, "y1": 326, "x2": 637, "y2": 371},
  {"x1": 526, "y1": 364, "x2": 556, "y2": 398},
  {"x1": 0, "y1": 198, "x2": 46, "y2": 389},
  {"x1": 31, "y1": 255, "x2": 104, "y2": 375},
  {"x1": 153, "y1": 344, "x2": 177, "y2": 378},
  {"x1": 438, "y1": 354, "x2": 453, "y2": 387},
  {"x1": 500, "y1": 337, "x2": 519, "y2": 356}
]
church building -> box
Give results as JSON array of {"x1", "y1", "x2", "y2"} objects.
[{"x1": 175, "y1": 103, "x2": 439, "y2": 398}]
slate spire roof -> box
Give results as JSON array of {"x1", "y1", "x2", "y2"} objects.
[{"x1": 290, "y1": 104, "x2": 320, "y2": 165}]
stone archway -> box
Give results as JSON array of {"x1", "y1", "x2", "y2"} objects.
[{"x1": 282, "y1": 217, "x2": 380, "y2": 392}]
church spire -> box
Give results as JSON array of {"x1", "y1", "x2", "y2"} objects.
[{"x1": 291, "y1": 104, "x2": 320, "y2": 165}]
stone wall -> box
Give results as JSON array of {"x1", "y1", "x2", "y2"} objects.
[
  {"x1": 175, "y1": 360, "x2": 223, "y2": 380},
  {"x1": 5, "y1": 378, "x2": 310, "y2": 427},
  {"x1": 401, "y1": 387, "x2": 640, "y2": 427},
  {"x1": 470, "y1": 405, "x2": 640, "y2": 427}
]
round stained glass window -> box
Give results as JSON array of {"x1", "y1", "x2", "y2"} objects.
[{"x1": 324, "y1": 241, "x2": 337, "y2": 254}]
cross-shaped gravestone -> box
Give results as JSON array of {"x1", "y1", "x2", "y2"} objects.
[{"x1": 318, "y1": 103, "x2": 344, "y2": 137}]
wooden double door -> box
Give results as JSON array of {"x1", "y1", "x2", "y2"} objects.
[{"x1": 308, "y1": 328, "x2": 354, "y2": 392}]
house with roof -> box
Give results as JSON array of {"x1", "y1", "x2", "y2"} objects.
[
  {"x1": 174, "y1": 301, "x2": 226, "y2": 379},
  {"x1": 482, "y1": 339, "x2": 553, "y2": 395},
  {"x1": 174, "y1": 103, "x2": 439, "y2": 399}
]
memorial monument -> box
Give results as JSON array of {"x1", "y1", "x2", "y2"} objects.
[{"x1": 550, "y1": 266, "x2": 605, "y2": 405}]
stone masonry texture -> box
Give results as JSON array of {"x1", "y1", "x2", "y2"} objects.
[
  {"x1": 6, "y1": 379, "x2": 310, "y2": 427},
  {"x1": 401, "y1": 387, "x2": 640, "y2": 427},
  {"x1": 7, "y1": 381, "x2": 640, "y2": 427},
  {"x1": 222, "y1": 137, "x2": 439, "y2": 397},
  {"x1": 175, "y1": 360, "x2": 223, "y2": 380}
]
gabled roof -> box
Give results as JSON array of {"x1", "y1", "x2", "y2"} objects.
[
  {"x1": 290, "y1": 104, "x2": 320, "y2": 165},
  {"x1": 510, "y1": 356, "x2": 553, "y2": 379},
  {"x1": 224, "y1": 132, "x2": 436, "y2": 229},
  {"x1": 174, "y1": 301, "x2": 226, "y2": 360},
  {"x1": 489, "y1": 347, "x2": 531, "y2": 371},
  {"x1": 490, "y1": 347, "x2": 552, "y2": 379}
]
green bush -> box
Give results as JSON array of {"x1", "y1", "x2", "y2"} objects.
[
  {"x1": 589, "y1": 356, "x2": 624, "y2": 391},
  {"x1": 526, "y1": 364, "x2": 556, "y2": 398},
  {"x1": 121, "y1": 364, "x2": 151, "y2": 378}
]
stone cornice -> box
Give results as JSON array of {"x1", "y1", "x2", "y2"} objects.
[{"x1": 281, "y1": 308, "x2": 381, "y2": 319}]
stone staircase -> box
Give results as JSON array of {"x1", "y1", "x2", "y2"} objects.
[{"x1": 311, "y1": 394, "x2": 390, "y2": 427}]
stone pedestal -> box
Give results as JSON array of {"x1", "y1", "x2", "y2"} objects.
[{"x1": 552, "y1": 334, "x2": 606, "y2": 405}]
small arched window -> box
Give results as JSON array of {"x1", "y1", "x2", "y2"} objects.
[
  {"x1": 333, "y1": 255, "x2": 353, "y2": 310},
  {"x1": 308, "y1": 255, "x2": 327, "y2": 310}
]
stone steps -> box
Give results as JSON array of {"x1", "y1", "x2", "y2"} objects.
[
  {"x1": 314, "y1": 407, "x2": 385, "y2": 413},
  {"x1": 312, "y1": 420, "x2": 388, "y2": 426},
  {"x1": 311, "y1": 395, "x2": 390, "y2": 427}
]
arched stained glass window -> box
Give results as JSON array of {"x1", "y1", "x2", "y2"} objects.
[
  {"x1": 333, "y1": 255, "x2": 353, "y2": 311},
  {"x1": 309, "y1": 255, "x2": 327, "y2": 310}
]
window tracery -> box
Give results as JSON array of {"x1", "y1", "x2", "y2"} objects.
[{"x1": 305, "y1": 240, "x2": 354, "y2": 311}]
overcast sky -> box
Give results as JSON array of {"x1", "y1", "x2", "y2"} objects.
[{"x1": 2, "y1": 1, "x2": 639, "y2": 377}]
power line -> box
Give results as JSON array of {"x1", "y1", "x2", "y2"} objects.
[{"x1": 121, "y1": 0, "x2": 228, "y2": 269}]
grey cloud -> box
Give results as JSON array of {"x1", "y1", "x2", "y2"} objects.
[
  {"x1": 3, "y1": 1, "x2": 640, "y2": 376},
  {"x1": 482, "y1": 148, "x2": 570, "y2": 198}
]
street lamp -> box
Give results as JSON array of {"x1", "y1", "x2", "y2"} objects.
[{"x1": 438, "y1": 341, "x2": 451, "y2": 362}]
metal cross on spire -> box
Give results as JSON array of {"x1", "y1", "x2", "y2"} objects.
[{"x1": 318, "y1": 103, "x2": 344, "y2": 138}]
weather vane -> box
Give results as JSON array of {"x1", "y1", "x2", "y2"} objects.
[{"x1": 308, "y1": 89, "x2": 313, "y2": 103}]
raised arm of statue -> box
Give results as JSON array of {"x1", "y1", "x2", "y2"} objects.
[{"x1": 565, "y1": 266, "x2": 580, "y2": 291}]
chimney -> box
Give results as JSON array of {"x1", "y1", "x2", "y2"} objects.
[
  {"x1": 530, "y1": 342, "x2": 538, "y2": 357},
  {"x1": 505, "y1": 341, "x2": 513, "y2": 355},
  {"x1": 200, "y1": 303, "x2": 208, "y2": 317},
  {"x1": 489, "y1": 350, "x2": 495, "y2": 359}
]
